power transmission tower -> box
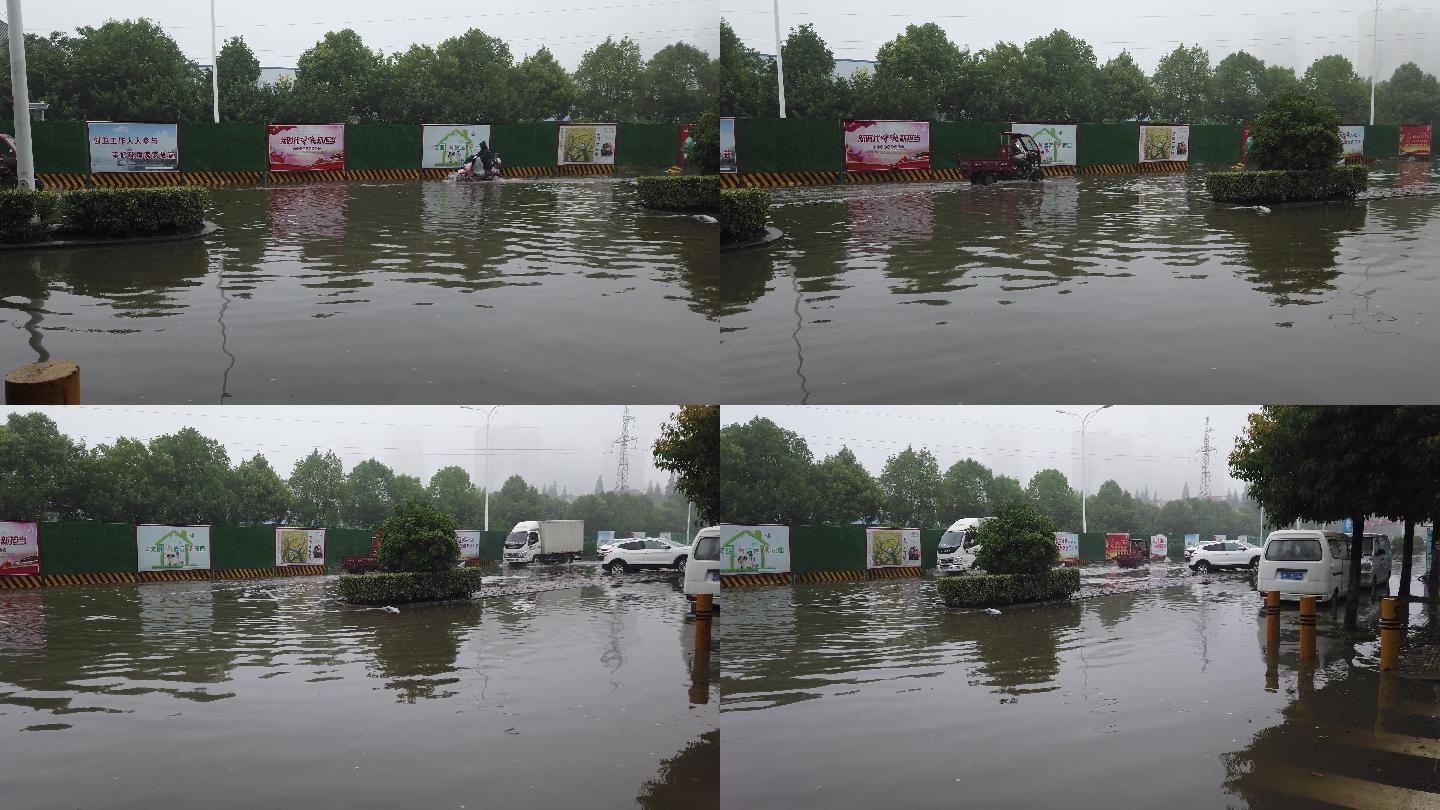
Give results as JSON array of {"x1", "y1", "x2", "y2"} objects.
[
  {"x1": 1198, "y1": 417, "x2": 1215, "y2": 499},
  {"x1": 613, "y1": 407, "x2": 637, "y2": 492}
]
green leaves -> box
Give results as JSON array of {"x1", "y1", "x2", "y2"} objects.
[
  {"x1": 338, "y1": 568, "x2": 487, "y2": 605},
  {"x1": 972, "y1": 502, "x2": 1059, "y2": 576},
  {"x1": 719, "y1": 188, "x2": 769, "y2": 243},
  {"x1": 636, "y1": 176, "x2": 721, "y2": 212},
  {"x1": 376, "y1": 499, "x2": 461, "y2": 573},
  {"x1": 59, "y1": 187, "x2": 207, "y2": 238},
  {"x1": 653, "y1": 406, "x2": 721, "y2": 525},
  {"x1": 936, "y1": 568, "x2": 1079, "y2": 607},
  {"x1": 1246, "y1": 93, "x2": 1344, "y2": 171},
  {"x1": 1205, "y1": 165, "x2": 1368, "y2": 203}
]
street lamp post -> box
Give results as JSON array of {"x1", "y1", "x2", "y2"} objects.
[
  {"x1": 461, "y1": 406, "x2": 503, "y2": 530},
  {"x1": 772, "y1": 0, "x2": 786, "y2": 118},
  {"x1": 1369, "y1": 0, "x2": 1381, "y2": 126},
  {"x1": 1056, "y1": 406, "x2": 1112, "y2": 534},
  {"x1": 6, "y1": 0, "x2": 36, "y2": 189},
  {"x1": 210, "y1": 0, "x2": 221, "y2": 123}
]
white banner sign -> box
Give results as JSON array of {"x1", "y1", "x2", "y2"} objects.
[
  {"x1": 456, "y1": 530, "x2": 482, "y2": 560},
  {"x1": 422, "y1": 124, "x2": 492, "y2": 169},
  {"x1": 1150, "y1": 534, "x2": 1168, "y2": 558},
  {"x1": 720, "y1": 525, "x2": 790, "y2": 574},
  {"x1": 1011, "y1": 123, "x2": 1077, "y2": 166},
  {"x1": 867, "y1": 527, "x2": 922, "y2": 568},
  {"x1": 137, "y1": 525, "x2": 211, "y2": 571},
  {"x1": 1185, "y1": 533, "x2": 1200, "y2": 549},
  {"x1": 1055, "y1": 532, "x2": 1080, "y2": 562},
  {"x1": 1340, "y1": 126, "x2": 1365, "y2": 158},
  {"x1": 1140, "y1": 125, "x2": 1190, "y2": 162},
  {"x1": 0, "y1": 521, "x2": 40, "y2": 576},
  {"x1": 87, "y1": 122, "x2": 179, "y2": 173},
  {"x1": 276, "y1": 528, "x2": 325, "y2": 567},
  {"x1": 558, "y1": 124, "x2": 617, "y2": 165}
]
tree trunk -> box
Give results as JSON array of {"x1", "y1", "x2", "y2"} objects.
[
  {"x1": 1399, "y1": 517, "x2": 1415, "y2": 604},
  {"x1": 1345, "y1": 513, "x2": 1364, "y2": 630}
]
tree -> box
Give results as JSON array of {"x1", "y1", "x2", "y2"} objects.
[
  {"x1": 973, "y1": 501, "x2": 1059, "y2": 576},
  {"x1": 81, "y1": 438, "x2": 155, "y2": 524},
  {"x1": 60, "y1": 19, "x2": 205, "y2": 121},
  {"x1": 288, "y1": 450, "x2": 346, "y2": 528},
  {"x1": 876, "y1": 447, "x2": 942, "y2": 528},
  {"x1": 964, "y1": 42, "x2": 1026, "y2": 120},
  {"x1": 1302, "y1": 55, "x2": 1368, "y2": 122},
  {"x1": 641, "y1": 42, "x2": 712, "y2": 122},
  {"x1": 381, "y1": 45, "x2": 445, "y2": 123},
  {"x1": 1086, "y1": 480, "x2": 1138, "y2": 535},
  {"x1": 871, "y1": 24, "x2": 969, "y2": 120},
  {"x1": 811, "y1": 447, "x2": 882, "y2": 524},
  {"x1": 720, "y1": 18, "x2": 774, "y2": 117},
  {"x1": 375, "y1": 499, "x2": 460, "y2": 573},
  {"x1": 433, "y1": 29, "x2": 516, "y2": 123},
  {"x1": 1258, "y1": 65, "x2": 1300, "y2": 104},
  {"x1": 290, "y1": 29, "x2": 385, "y2": 122},
  {"x1": 0, "y1": 33, "x2": 73, "y2": 120},
  {"x1": 653, "y1": 405, "x2": 720, "y2": 524},
  {"x1": 1019, "y1": 30, "x2": 1101, "y2": 122},
  {"x1": 512, "y1": 47, "x2": 576, "y2": 121},
  {"x1": 1209, "y1": 51, "x2": 1268, "y2": 124},
  {"x1": 489, "y1": 474, "x2": 550, "y2": 532},
  {"x1": 574, "y1": 37, "x2": 644, "y2": 121},
  {"x1": 1247, "y1": 92, "x2": 1342, "y2": 170},
  {"x1": 390, "y1": 474, "x2": 426, "y2": 510},
  {"x1": 939, "y1": 459, "x2": 993, "y2": 519},
  {"x1": 0, "y1": 413, "x2": 83, "y2": 521},
  {"x1": 425, "y1": 466, "x2": 481, "y2": 528},
  {"x1": 343, "y1": 458, "x2": 398, "y2": 528},
  {"x1": 1027, "y1": 469, "x2": 1081, "y2": 532},
  {"x1": 229, "y1": 454, "x2": 290, "y2": 525},
  {"x1": 1376, "y1": 63, "x2": 1440, "y2": 125},
  {"x1": 778, "y1": 24, "x2": 845, "y2": 119},
  {"x1": 1097, "y1": 52, "x2": 1154, "y2": 122},
  {"x1": 216, "y1": 36, "x2": 264, "y2": 121},
  {"x1": 145, "y1": 428, "x2": 233, "y2": 524},
  {"x1": 685, "y1": 111, "x2": 721, "y2": 174},
  {"x1": 986, "y1": 474, "x2": 1027, "y2": 511},
  {"x1": 1152, "y1": 44, "x2": 1212, "y2": 121},
  {"x1": 719, "y1": 417, "x2": 814, "y2": 524}
]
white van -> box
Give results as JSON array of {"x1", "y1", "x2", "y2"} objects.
[
  {"x1": 1360, "y1": 533, "x2": 1394, "y2": 588},
  {"x1": 935, "y1": 517, "x2": 992, "y2": 575},
  {"x1": 1257, "y1": 530, "x2": 1352, "y2": 603},
  {"x1": 683, "y1": 526, "x2": 721, "y2": 605}
]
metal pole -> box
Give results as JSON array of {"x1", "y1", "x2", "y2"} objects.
[
  {"x1": 1080, "y1": 423, "x2": 1088, "y2": 533},
  {"x1": 685, "y1": 501, "x2": 692, "y2": 544},
  {"x1": 210, "y1": 0, "x2": 220, "y2": 123},
  {"x1": 1369, "y1": 0, "x2": 1380, "y2": 126},
  {"x1": 6, "y1": 0, "x2": 36, "y2": 190},
  {"x1": 772, "y1": 0, "x2": 786, "y2": 118}
]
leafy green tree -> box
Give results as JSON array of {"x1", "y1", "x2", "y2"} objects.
[
  {"x1": 376, "y1": 498, "x2": 460, "y2": 573},
  {"x1": 229, "y1": 454, "x2": 291, "y2": 525},
  {"x1": 778, "y1": 24, "x2": 846, "y2": 119},
  {"x1": 1376, "y1": 62, "x2": 1440, "y2": 125},
  {"x1": 80, "y1": 438, "x2": 154, "y2": 524},
  {"x1": 434, "y1": 30, "x2": 516, "y2": 123},
  {"x1": 1209, "y1": 51, "x2": 1268, "y2": 124},
  {"x1": 973, "y1": 501, "x2": 1059, "y2": 576},
  {"x1": 343, "y1": 458, "x2": 398, "y2": 529},
  {"x1": 574, "y1": 37, "x2": 644, "y2": 120},
  {"x1": 512, "y1": 47, "x2": 576, "y2": 121},
  {"x1": 720, "y1": 18, "x2": 775, "y2": 117},
  {"x1": 1152, "y1": 44, "x2": 1212, "y2": 121},
  {"x1": 145, "y1": 428, "x2": 232, "y2": 525},
  {"x1": 1019, "y1": 30, "x2": 1101, "y2": 121},
  {"x1": 288, "y1": 450, "x2": 346, "y2": 528},
  {"x1": 811, "y1": 447, "x2": 882, "y2": 524},
  {"x1": 289, "y1": 29, "x2": 385, "y2": 122},
  {"x1": 0, "y1": 413, "x2": 84, "y2": 521},
  {"x1": 641, "y1": 42, "x2": 713, "y2": 122},
  {"x1": 1302, "y1": 54, "x2": 1368, "y2": 122},
  {"x1": 1258, "y1": 65, "x2": 1301, "y2": 103},
  {"x1": 391, "y1": 474, "x2": 426, "y2": 508},
  {"x1": 986, "y1": 474, "x2": 1027, "y2": 510},
  {"x1": 653, "y1": 405, "x2": 719, "y2": 523},
  {"x1": 685, "y1": 111, "x2": 720, "y2": 173},
  {"x1": 877, "y1": 446, "x2": 942, "y2": 528},
  {"x1": 939, "y1": 458, "x2": 993, "y2": 519},
  {"x1": 965, "y1": 42, "x2": 1027, "y2": 121},
  {"x1": 216, "y1": 36, "x2": 264, "y2": 121},
  {"x1": 0, "y1": 33, "x2": 73, "y2": 120},
  {"x1": 381, "y1": 45, "x2": 445, "y2": 123},
  {"x1": 1085, "y1": 480, "x2": 1138, "y2": 535},
  {"x1": 1247, "y1": 92, "x2": 1342, "y2": 170},
  {"x1": 871, "y1": 23, "x2": 969, "y2": 120},
  {"x1": 425, "y1": 466, "x2": 481, "y2": 528},
  {"x1": 1027, "y1": 469, "x2": 1080, "y2": 532},
  {"x1": 61, "y1": 19, "x2": 205, "y2": 121},
  {"x1": 1096, "y1": 51, "x2": 1155, "y2": 122},
  {"x1": 719, "y1": 417, "x2": 814, "y2": 524},
  {"x1": 489, "y1": 474, "x2": 551, "y2": 532}
]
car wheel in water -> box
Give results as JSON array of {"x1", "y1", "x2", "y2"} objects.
[
  {"x1": 607, "y1": 560, "x2": 628, "y2": 574},
  {"x1": 1029, "y1": 169, "x2": 1043, "y2": 182},
  {"x1": 1194, "y1": 560, "x2": 1211, "y2": 573},
  {"x1": 673, "y1": 556, "x2": 687, "y2": 571},
  {"x1": 1250, "y1": 557, "x2": 1260, "y2": 568}
]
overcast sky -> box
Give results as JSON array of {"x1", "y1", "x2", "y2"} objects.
[
  {"x1": 723, "y1": 405, "x2": 1262, "y2": 501},
  {"x1": 20, "y1": 0, "x2": 717, "y2": 69},
  {"x1": 723, "y1": 0, "x2": 1438, "y2": 76},
  {"x1": 3, "y1": 405, "x2": 681, "y2": 496}
]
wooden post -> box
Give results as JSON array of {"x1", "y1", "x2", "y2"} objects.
[
  {"x1": 1299, "y1": 596, "x2": 1316, "y2": 661},
  {"x1": 1379, "y1": 596, "x2": 1402, "y2": 672},
  {"x1": 5, "y1": 360, "x2": 79, "y2": 404}
]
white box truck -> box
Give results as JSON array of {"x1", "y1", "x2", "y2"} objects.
[
  {"x1": 504, "y1": 520, "x2": 584, "y2": 565},
  {"x1": 935, "y1": 517, "x2": 992, "y2": 575}
]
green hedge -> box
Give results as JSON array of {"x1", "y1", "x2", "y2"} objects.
[
  {"x1": 337, "y1": 568, "x2": 487, "y2": 605},
  {"x1": 1204, "y1": 165, "x2": 1368, "y2": 204},
  {"x1": 636, "y1": 175, "x2": 720, "y2": 212},
  {"x1": 936, "y1": 567, "x2": 1081, "y2": 608},
  {"x1": 0, "y1": 188, "x2": 59, "y2": 242},
  {"x1": 720, "y1": 188, "x2": 769, "y2": 242},
  {"x1": 60, "y1": 187, "x2": 208, "y2": 238}
]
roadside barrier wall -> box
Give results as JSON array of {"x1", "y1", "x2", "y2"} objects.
[
  {"x1": 790, "y1": 524, "x2": 868, "y2": 574},
  {"x1": 1365, "y1": 125, "x2": 1401, "y2": 158},
  {"x1": 211, "y1": 525, "x2": 279, "y2": 572},
  {"x1": 180, "y1": 122, "x2": 267, "y2": 172},
  {"x1": 1076, "y1": 123, "x2": 1139, "y2": 167},
  {"x1": 347, "y1": 123, "x2": 423, "y2": 171},
  {"x1": 37, "y1": 521, "x2": 136, "y2": 575},
  {"x1": 931, "y1": 121, "x2": 1008, "y2": 168},
  {"x1": 1078, "y1": 532, "x2": 1107, "y2": 562},
  {"x1": 324, "y1": 529, "x2": 375, "y2": 573},
  {"x1": 1189, "y1": 124, "x2": 1243, "y2": 164}
]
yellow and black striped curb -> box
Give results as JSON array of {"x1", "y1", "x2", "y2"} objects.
[
  {"x1": 37, "y1": 173, "x2": 87, "y2": 190},
  {"x1": 0, "y1": 572, "x2": 137, "y2": 588},
  {"x1": 720, "y1": 573, "x2": 792, "y2": 588},
  {"x1": 738, "y1": 171, "x2": 842, "y2": 188},
  {"x1": 213, "y1": 567, "x2": 276, "y2": 580},
  {"x1": 868, "y1": 567, "x2": 924, "y2": 579},
  {"x1": 1344, "y1": 155, "x2": 1378, "y2": 164},
  {"x1": 1139, "y1": 161, "x2": 1190, "y2": 173},
  {"x1": 1042, "y1": 165, "x2": 1077, "y2": 176},
  {"x1": 931, "y1": 168, "x2": 967, "y2": 181},
  {"x1": 183, "y1": 171, "x2": 265, "y2": 187},
  {"x1": 1079, "y1": 163, "x2": 1139, "y2": 175},
  {"x1": 90, "y1": 172, "x2": 182, "y2": 187},
  {"x1": 844, "y1": 170, "x2": 935, "y2": 184},
  {"x1": 555, "y1": 164, "x2": 615, "y2": 176},
  {"x1": 793, "y1": 570, "x2": 866, "y2": 584},
  {"x1": 719, "y1": 173, "x2": 742, "y2": 188},
  {"x1": 138, "y1": 569, "x2": 212, "y2": 582},
  {"x1": 276, "y1": 564, "x2": 326, "y2": 577},
  {"x1": 347, "y1": 169, "x2": 421, "y2": 182},
  {"x1": 505, "y1": 166, "x2": 553, "y2": 177},
  {"x1": 422, "y1": 168, "x2": 457, "y2": 180},
  {"x1": 268, "y1": 170, "x2": 347, "y2": 184}
]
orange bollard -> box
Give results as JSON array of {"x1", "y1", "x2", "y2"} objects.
[
  {"x1": 1380, "y1": 597, "x2": 1402, "y2": 672},
  {"x1": 4, "y1": 360, "x2": 79, "y2": 404},
  {"x1": 1266, "y1": 590, "x2": 1281, "y2": 647},
  {"x1": 1299, "y1": 596, "x2": 1316, "y2": 662},
  {"x1": 689, "y1": 623, "x2": 711, "y2": 705}
]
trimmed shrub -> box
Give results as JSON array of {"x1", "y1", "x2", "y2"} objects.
[
  {"x1": 59, "y1": 187, "x2": 207, "y2": 238},
  {"x1": 972, "y1": 502, "x2": 1060, "y2": 576},
  {"x1": 338, "y1": 568, "x2": 487, "y2": 605},
  {"x1": 0, "y1": 188, "x2": 59, "y2": 243},
  {"x1": 720, "y1": 188, "x2": 769, "y2": 242},
  {"x1": 937, "y1": 567, "x2": 1081, "y2": 608},
  {"x1": 377, "y1": 499, "x2": 461, "y2": 573},
  {"x1": 636, "y1": 175, "x2": 720, "y2": 212},
  {"x1": 1205, "y1": 165, "x2": 1368, "y2": 204},
  {"x1": 685, "y1": 111, "x2": 721, "y2": 174},
  {"x1": 1248, "y1": 93, "x2": 1342, "y2": 171}
]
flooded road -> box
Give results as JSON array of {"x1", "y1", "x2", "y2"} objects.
[
  {"x1": 720, "y1": 560, "x2": 1440, "y2": 809},
  {"x1": 0, "y1": 179, "x2": 719, "y2": 403},
  {"x1": 0, "y1": 568, "x2": 718, "y2": 809},
  {"x1": 720, "y1": 159, "x2": 1440, "y2": 403}
]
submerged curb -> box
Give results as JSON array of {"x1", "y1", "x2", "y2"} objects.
[
  {"x1": 0, "y1": 220, "x2": 219, "y2": 252},
  {"x1": 720, "y1": 226, "x2": 784, "y2": 252}
]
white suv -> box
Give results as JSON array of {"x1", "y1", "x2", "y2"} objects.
[
  {"x1": 602, "y1": 537, "x2": 690, "y2": 573},
  {"x1": 683, "y1": 526, "x2": 721, "y2": 604},
  {"x1": 1187, "y1": 540, "x2": 1261, "y2": 572}
]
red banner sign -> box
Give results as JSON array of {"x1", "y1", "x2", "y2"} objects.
[
  {"x1": 843, "y1": 120, "x2": 931, "y2": 172},
  {"x1": 1401, "y1": 125, "x2": 1432, "y2": 157},
  {"x1": 1105, "y1": 533, "x2": 1130, "y2": 559}
]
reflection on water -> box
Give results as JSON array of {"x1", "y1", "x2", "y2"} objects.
[
  {"x1": 720, "y1": 160, "x2": 1440, "y2": 403},
  {"x1": 0, "y1": 180, "x2": 718, "y2": 403},
  {"x1": 720, "y1": 575, "x2": 1440, "y2": 809},
  {"x1": 0, "y1": 576, "x2": 716, "y2": 808}
]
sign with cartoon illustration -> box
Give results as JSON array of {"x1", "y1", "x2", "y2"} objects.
[
  {"x1": 1139, "y1": 125, "x2": 1189, "y2": 162},
  {"x1": 720, "y1": 525, "x2": 790, "y2": 574},
  {"x1": 557, "y1": 124, "x2": 617, "y2": 165},
  {"x1": 136, "y1": 525, "x2": 211, "y2": 571},
  {"x1": 1010, "y1": 123, "x2": 1077, "y2": 166},
  {"x1": 1055, "y1": 532, "x2": 1079, "y2": 563},
  {"x1": 866, "y1": 527, "x2": 922, "y2": 568},
  {"x1": 597, "y1": 530, "x2": 615, "y2": 546},
  {"x1": 0, "y1": 521, "x2": 40, "y2": 576},
  {"x1": 275, "y1": 527, "x2": 325, "y2": 567},
  {"x1": 456, "y1": 530, "x2": 482, "y2": 560},
  {"x1": 422, "y1": 124, "x2": 492, "y2": 169}
]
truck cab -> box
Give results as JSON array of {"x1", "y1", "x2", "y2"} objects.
[
  {"x1": 935, "y1": 517, "x2": 992, "y2": 575},
  {"x1": 504, "y1": 519, "x2": 584, "y2": 565}
]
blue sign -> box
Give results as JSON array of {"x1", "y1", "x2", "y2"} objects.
[
  {"x1": 1343, "y1": 518, "x2": 1354, "y2": 533},
  {"x1": 87, "y1": 122, "x2": 179, "y2": 173}
]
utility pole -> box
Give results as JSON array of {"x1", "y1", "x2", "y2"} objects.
[
  {"x1": 210, "y1": 0, "x2": 221, "y2": 122},
  {"x1": 6, "y1": 0, "x2": 36, "y2": 189},
  {"x1": 613, "y1": 407, "x2": 637, "y2": 493},
  {"x1": 460, "y1": 405, "x2": 503, "y2": 530},
  {"x1": 1369, "y1": 0, "x2": 1381, "y2": 126},
  {"x1": 772, "y1": 0, "x2": 786, "y2": 118},
  {"x1": 1057, "y1": 406, "x2": 1112, "y2": 533},
  {"x1": 1199, "y1": 418, "x2": 1215, "y2": 500}
]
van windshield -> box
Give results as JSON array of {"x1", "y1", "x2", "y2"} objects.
[
  {"x1": 938, "y1": 531, "x2": 964, "y2": 551},
  {"x1": 504, "y1": 531, "x2": 527, "y2": 549},
  {"x1": 694, "y1": 535, "x2": 720, "y2": 561},
  {"x1": 1265, "y1": 538, "x2": 1323, "y2": 561}
]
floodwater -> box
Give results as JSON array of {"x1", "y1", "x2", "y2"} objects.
[
  {"x1": 0, "y1": 179, "x2": 720, "y2": 403},
  {"x1": 720, "y1": 559, "x2": 1440, "y2": 809},
  {"x1": 0, "y1": 567, "x2": 718, "y2": 809},
  {"x1": 720, "y1": 159, "x2": 1440, "y2": 403}
]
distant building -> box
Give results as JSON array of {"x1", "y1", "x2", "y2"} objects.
[
  {"x1": 194, "y1": 65, "x2": 297, "y2": 87},
  {"x1": 759, "y1": 53, "x2": 877, "y2": 81}
]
